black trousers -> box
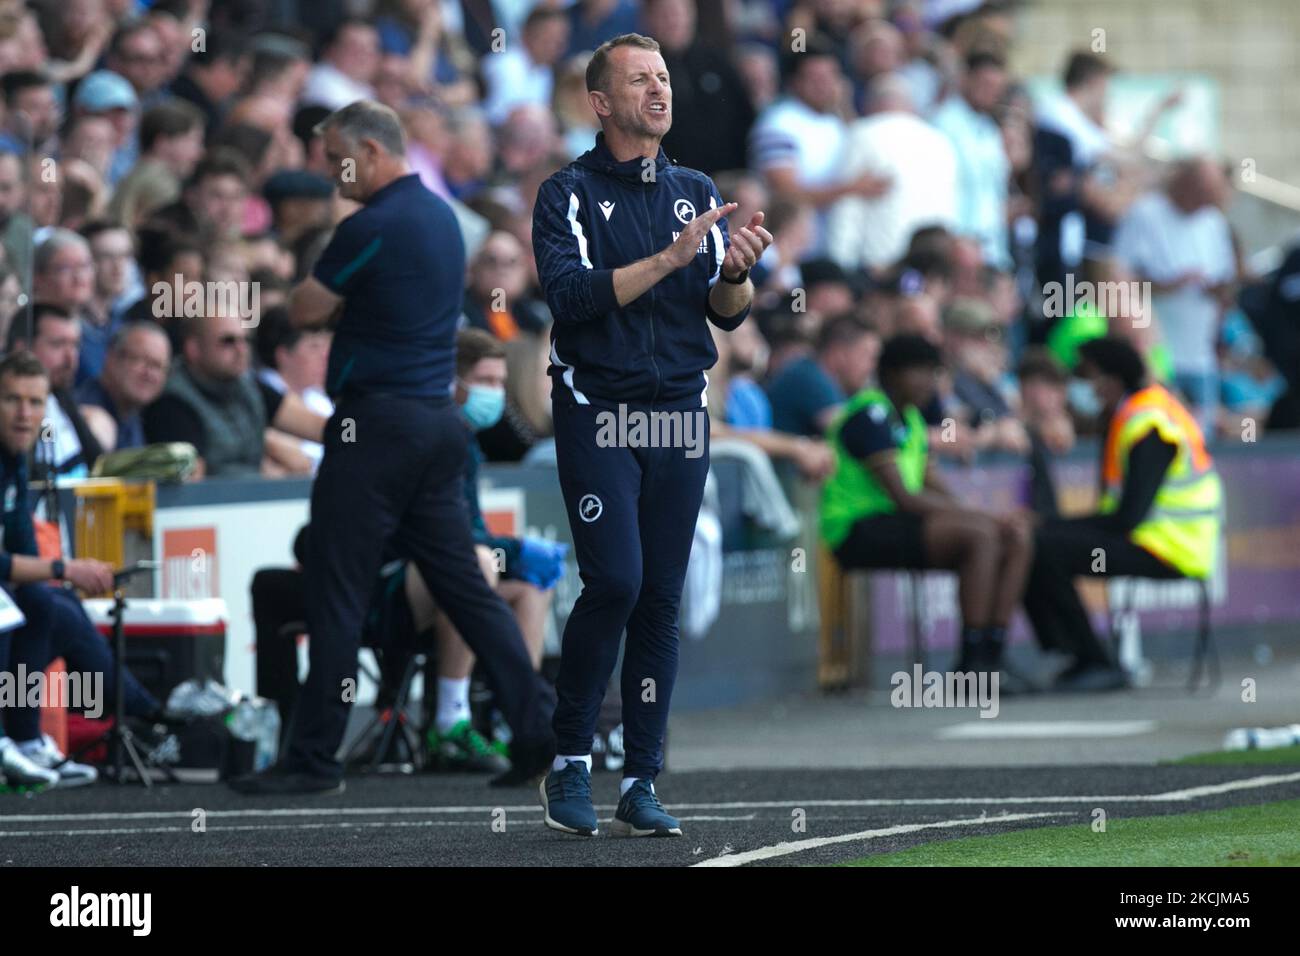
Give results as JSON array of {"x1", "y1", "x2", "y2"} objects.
[
  {"x1": 285, "y1": 393, "x2": 555, "y2": 779},
  {"x1": 251, "y1": 568, "x2": 305, "y2": 748},
  {"x1": 253, "y1": 565, "x2": 428, "y2": 751},
  {"x1": 1024, "y1": 517, "x2": 1182, "y2": 665},
  {"x1": 550, "y1": 397, "x2": 708, "y2": 780}
]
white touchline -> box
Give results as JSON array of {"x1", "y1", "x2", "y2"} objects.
[
  {"x1": 4, "y1": 770, "x2": 1296, "y2": 827},
  {"x1": 690, "y1": 812, "x2": 1067, "y2": 867},
  {"x1": 938, "y1": 720, "x2": 1156, "y2": 738},
  {"x1": 0, "y1": 814, "x2": 758, "y2": 839}
]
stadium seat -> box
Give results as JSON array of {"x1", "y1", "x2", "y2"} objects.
[
  {"x1": 818, "y1": 544, "x2": 926, "y2": 689},
  {"x1": 1107, "y1": 577, "x2": 1217, "y2": 692}
]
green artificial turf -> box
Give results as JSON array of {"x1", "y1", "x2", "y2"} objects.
[
  {"x1": 840, "y1": 799, "x2": 1300, "y2": 866},
  {"x1": 1164, "y1": 744, "x2": 1300, "y2": 767}
]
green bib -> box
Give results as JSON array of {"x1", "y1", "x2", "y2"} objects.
[{"x1": 820, "y1": 389, "x2": 927, "y2": 549}]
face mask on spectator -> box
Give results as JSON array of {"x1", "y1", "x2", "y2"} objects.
[
  {"x1": 461, "y1": 382, "x2": 506, "y2": 430},
  {"x1": 1068, "y1": 379, "x2": 1101, "y2": 417}
]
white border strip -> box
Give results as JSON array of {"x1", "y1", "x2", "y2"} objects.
[{"x1": 691, "y1": 812, "x2": 1066, "y2": 867}]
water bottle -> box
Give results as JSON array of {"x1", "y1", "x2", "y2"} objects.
[
  {"x1": 1223, "y1": 725, "x2": 1300, "y2": 751},
  {"x1": 226, "y1": 698, "x2": 280, "y2": 771}
]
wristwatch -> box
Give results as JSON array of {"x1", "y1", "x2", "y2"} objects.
[
  {"x1": 721, "y1": 268, "x2": 750, "y2": 285},
  {"x1": 51, "y1": 558, "x2": 66, "y2": 580}
]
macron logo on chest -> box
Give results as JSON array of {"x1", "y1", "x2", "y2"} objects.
[{"x1": 599, "y1": 200, "x2": 615, "y2": 221}]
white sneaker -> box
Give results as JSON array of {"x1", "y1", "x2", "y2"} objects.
[
  {"x1": 17, "y1": 734, "x2": 98, "y2": 788},
  {"x1": 0, "y1": 735, "x2": 59, "y2": 789}
]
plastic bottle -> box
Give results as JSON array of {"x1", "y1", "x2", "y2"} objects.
[{"x1": 1223, "y1": 725, "x2": 1300, "y2": 750}]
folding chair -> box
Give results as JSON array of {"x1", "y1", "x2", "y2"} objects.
[{"x1": 1108, "y1": 576, "x2": 1216, "y2": 692}]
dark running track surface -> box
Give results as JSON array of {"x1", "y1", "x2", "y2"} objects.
[{"x1": 3, "y1": 764, "x2": 1299, "y2": 867}]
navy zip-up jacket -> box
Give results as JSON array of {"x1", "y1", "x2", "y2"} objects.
[
  {"x1": 0, "y1": 449, "x2": 38, "y2": 581},
  {"x1": 532, "y1": 131, "x2": 750, "y2": 410}
]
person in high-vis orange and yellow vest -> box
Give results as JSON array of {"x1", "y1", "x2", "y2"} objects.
[{"x1": 1023, "y1": 336, "x2": 1222, "y2": 692}]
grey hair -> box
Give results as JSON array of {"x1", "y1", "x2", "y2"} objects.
[
  {"x1": 443, "y1": 105, "x2": 488, "y2": 138},
  {"x1": 866, "y1": 72, "x2": 914, "y2": 113},
  {"x1": 34, "y1": 228, "x2": 91, "y2": 274},
  {"x1": 313, "y1": 100, "x2": 406, "y2": 157},
  {"x1": 109, "y1": 318, "x2": 170, "y2": 354}
]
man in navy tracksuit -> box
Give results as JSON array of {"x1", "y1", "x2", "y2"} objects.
[
  {"x1": 533, "y1": 33, "x2": 772, "y2": 837},
  {"x1": 230, "y1": 101, "x2": 556, "y2": 795}
]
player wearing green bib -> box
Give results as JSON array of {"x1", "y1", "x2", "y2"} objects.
[{"x1": 820, "y1": 335, "x2": 1034, "y2": 683}]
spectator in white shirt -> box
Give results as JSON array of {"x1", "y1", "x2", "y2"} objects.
[
  {"x1": 482, "y1": 6, "x2": 570, "y2": 126},
  {"x1": 749, "y1": 36, "x2": 889, "y2": 255},
  {"x1": 1112, "y1": 157, "x2": 1237, "y2": 433},
  {"x1": 826, "y1": 73, "x2": 957, "y2": 274},
  {"x1": 302, "y1": 21, "x2": 380, "y2": 111},
  {"x1": 931, "y1": 50, "x2": 1010, "y2": 269}
]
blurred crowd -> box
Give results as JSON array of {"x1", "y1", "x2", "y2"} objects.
[{"x1": 0, "y1": 0, "x2": 1297, "y2": 486}]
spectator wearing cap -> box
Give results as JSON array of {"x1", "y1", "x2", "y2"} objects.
[
  {"x1": 826, "y1": 72, "x2": 957, "y2": 274},
  {"x1": 482, "y1": 6, "x2": 570, "y2": 126},
  {"x1": 170, "y1": 29, "x2": 250, "y2": 136},
  {"x1": 766, "y1": 313, "x2": 880, "y2": 437},
  {"x1": 255, "y1": 305, "x2": 334, "y2": 475},
  {"x1": 71, "y1": 70, "x2": 139, "y2": 186},
  {"x1": 943, "y1": 297, "x2": 1029, "y2": 456},
  {"x1": 0, "y1": 72, "x2": 60, "y2": 157},
  {"x1": 263, "y1": 171, "x2": 335, "y2": 246},
  {"x1": 750, "y1": 37, "x2": 889, "y2": 255},
  {"x1": 302, "y1": 20, "x2": 380, "y2": 111},
  {"x1": 641, "y1": 0, "x2": 756, "y2": 176},
  {"x1": 108, "y1": 99, "x2": 206, "y2": 229},
  {"x1": 77, "y1": 319, "x2": 171, "y2": 452},
  {"x1": 931, "y1": 51, "x2": 1011, "y2": 269}
]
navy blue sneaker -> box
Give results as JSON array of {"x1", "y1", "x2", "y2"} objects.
[
  {"x1": 611, "y1": 779, "x2": 682, "y2": 837},
  {"x1": 540, "y1": 760, "x2": 598, "y2": 836}
]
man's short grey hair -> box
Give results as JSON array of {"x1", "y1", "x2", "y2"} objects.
[
  {"x1": 34, "y1": 228, "x2": 91, "y2": 274},
  {"x1": 109, "y1": 318, "x2": 170, "y2": 354},
  {"x1": 444, "y1": 105, "x2": 488, "y2": 138},
  {"x1": 313, "y1": 100, "x2": 406, "y2": 157},
  {"x1": 866, "y1": 73, "x2": 914, "y2": 113}
]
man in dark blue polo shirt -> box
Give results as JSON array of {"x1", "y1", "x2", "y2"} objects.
[{"x1": 230, "y1": 101, "x2": 556, "y2": 795}]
